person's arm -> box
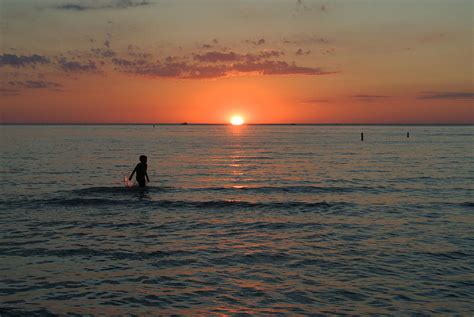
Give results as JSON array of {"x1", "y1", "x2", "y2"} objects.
[
  {"x1": 145, "y1": 171, "x2": 150, "y2": 182},
  {"x1": 129, "y1": 166, "x2": 136, "y2": 180}
]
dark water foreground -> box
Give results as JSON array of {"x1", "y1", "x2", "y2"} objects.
[{"x1": 0, "y1": 125, "x2": 473, "y2": 315}]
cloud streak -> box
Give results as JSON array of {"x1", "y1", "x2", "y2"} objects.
[
  {"x1": 54, "y1": 0, "x2": 151, "y2": 11},
  {"x1": 0, "y1": 54, "x2": 50, "y2": 68},
  {"x1": 300, "y1": 98, "x2": 331, "y2": 103},
  {"x1": 1, "y1": 46, "x2": 336, "y2": 81},
  {"x1": 193, "y1": 50, "x2": 284, "y2": 63},
  {"x1": 351, "y1": 94, "x2": 389, "y2": 102},
  {"x1": 418, "y1": 91, "x2": 474, "y2": 100},
  {"x1": 117, "y1": 58, "x2": 336, "y2": 79},
  {"x1": 9, "y1": 80, "x2": 62, "y2": 89},
  {"x1": 58, "y1": 58, "x2": 98, "y2": 72}
]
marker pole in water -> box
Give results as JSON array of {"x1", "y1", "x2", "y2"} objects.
[
  {"x1": 361, "y1": 132, "x2": 364, "y2": 141},
  {"x1": 407, "y1": 132, "x2": 410, "y2": 138}
]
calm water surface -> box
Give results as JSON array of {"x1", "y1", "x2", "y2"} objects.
[{"x1": 0, "y1": 125, "x2": 473, "y2": 315}]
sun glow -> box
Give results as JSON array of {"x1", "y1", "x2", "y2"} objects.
[{"x1": 230, "y1": 116, "x2": 244, "y2": 126}]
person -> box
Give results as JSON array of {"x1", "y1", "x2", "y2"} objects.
[{"x1": 129, "y1": 155, "x2": 150, "y2": 187}]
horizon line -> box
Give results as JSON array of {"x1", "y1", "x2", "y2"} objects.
[{"x1": 1, "y1": 123, "x2": 473, "y2": 126}]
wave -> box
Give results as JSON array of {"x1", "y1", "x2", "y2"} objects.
[
  {"x1": 1, "y1": 197, "x2": 353, "y2": 212},
  {"x1": 0, "y1": 247, "x2": 190, "y2": 260},
  {"x1": 70, "y1": 184, "x2": 389, "y2": 195}
]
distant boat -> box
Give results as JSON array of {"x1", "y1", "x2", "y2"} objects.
[{"x1": 181, "y1": 122, "x2": 188, "y2": 125}]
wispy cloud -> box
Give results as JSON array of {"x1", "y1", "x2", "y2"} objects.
[
  {"x1": 54, "y1": 0, "x2": 151, "y2": 11},
  {"x1": 352, "y1": 94, "x2": 388, "y2": 99},
  {"x1": 0, "y1": 54, "x2": 50, "y2": 68},
  {"x1": 232, "y1": 60, "x2": 333, "y2": 76},
  {"x1": 91, "y1": 48, "x2": 116, "y2": 58},
  {"x1": 245, "y1": 38, "x2": 266, "y2": 46},
  {"x1": 58, "y1": 58, "x2": 97, "y2": 72},
  {"x1": 193, "y1": 51, "x2": 241, "y2": 63},
  {"x1": 295, "y1": 0, "x2": 311, "y2": 12},
  {"x1": 116, "y1": 57, "x2": 335, "y2": 79},
  {"x1": 283, "y1": 36, "x2": 330, "y2": 45},
  {"x1": 418, "y1": 91, "x2": 474, "y2": 100},
  {"x1": 351, "y1": 94, "x2": 390, "y2": 102},
  {"x1": 295, "y1": 48, "x2": 311, "y2": 56},
  {"x1": 300, "y1": 98, "x2": 331, "y2": 104},
  {"x1": 1, "y1": 45, "x2": 335, "y2": 81},
  {"x1": 9, "y1": 80, "x2": 62, "y2": 89},
  {"x1": 193, "y1": 50, "x2": 284, "y2": 63}
]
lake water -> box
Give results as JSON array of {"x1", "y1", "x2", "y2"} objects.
[{"x1": 0, "y1": 125, "x2": 473, "y2": 315}]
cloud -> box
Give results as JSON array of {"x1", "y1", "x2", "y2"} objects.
[
  {"x1": 135, "y1": 62, "x2": 187, "y2": 78},
  {"x1": 9, "y1": 80, "x2": 62, "y2": 89},
  {"x1": 112, "y1": 57, "x2": 147, "y2": 67},
  {"x1": 0, "y1": 54, "x2": 50, "y2": 68},
  {"x1": 123, "y1": 62, "x2": 228, "y2": 79},
  {"x1": 114, "y1": 56, "x2": 335, "y2": 79},
  {"x1": 352, "y1": 94, "x2": 389, "y2": 99},
  {"x1": 300, "y1": 98, "x2": 331, "y2": 103},
  {"x1": 232, "y1": 60, "x2": 330, "y2": 75},
  {"x1": 2, "y1": 47, "x2": 334, "y2": 81},
  {"x1": 245, "y1": 38, "x2": 266, "y2": 46},
  {"x1": 351, "y1": 95, "x2": 390, "y2": 102},
  {"x1": 295, "y1": 0, "x2": 311, "y2": 12},
  {"x1": 91, "y1": 48, "x2": 116, "y2": 58},
  {"x1": 321, "y1": 48, "x2": 336, "y2": 55},
  {"x1": 193, "y1": 51, "x2": 241, "y2": 63},
  {"x1": 58, "y1": 58, "x2": 97, "y2": 72},
  {"x1": 193, "y1": 50, "x2": 285, "y2": 63},
  {"x1": 283, "y1": 36, "x2": 330, "y2": 45},
  {"x1": 113, "y1": 0, "x2": 150, "y2": 9},
  {"x1": 258, "y1": 50, "x2": 284, "y2": 59},
  {"x1": 126, "y1": 45, "x2": 152, "y2": 59},
  {"x1": 295, "y1": 48, "x2": 311, "y2": 55},
  {"x1": 54, "y1": 0, "x2": 151, "y2": 11},
  {"x1": 418, "y1": 91, "x2": 474, "y2": 100}
]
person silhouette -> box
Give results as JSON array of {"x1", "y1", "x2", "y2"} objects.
[{"x1": 129, "y1": 155, "x2": 150, "y2": 187}]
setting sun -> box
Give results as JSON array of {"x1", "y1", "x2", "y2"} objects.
[{"x1": 230, "y1": 116, "x2": 244, "y2": 126}]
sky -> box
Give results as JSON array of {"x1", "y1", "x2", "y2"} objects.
[{"x1": 0, "y1": 0, "x2": 472, "y2": 124}]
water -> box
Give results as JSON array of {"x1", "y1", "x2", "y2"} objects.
[{"x1": 0, "y1": 125, "x2": 473, "y2": 315}]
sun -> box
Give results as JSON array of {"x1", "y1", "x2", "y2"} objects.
[{"x1": 230, "y1": 115, "x2": 244, "y2": 126}]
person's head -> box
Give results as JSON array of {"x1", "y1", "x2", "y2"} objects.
[{"x1": 139, "y1": 155, "x2": 147, "y2": 164}]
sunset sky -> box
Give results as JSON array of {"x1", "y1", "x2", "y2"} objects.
[{"x1": 0, "y1": 0, "x2": 472, "y2": 124}]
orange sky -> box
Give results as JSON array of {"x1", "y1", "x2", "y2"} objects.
[{"x1": 0, "y1": 0, "x2": 472, "y2": 124}]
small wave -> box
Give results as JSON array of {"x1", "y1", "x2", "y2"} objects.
[
  {"x1": 419, "y1": 250, "x2": 471, "y2": 260},
  {"x1": 5, "y1": 197, "x2": 353, "y2": 212},
  {"x1": 71, "y1": 186, "x2": 169, "y2": 195},
  {"x1": 0, "y1": 247, "x2": 190, "y2": 261},
  {"x1": 69, "y1": 184, "x2": 387, "y2": 195},
  {"x1": 211, "y1": 185, "x2": 389, "y2": 194},
  {"x1": 0, "y1": 307, "x2": 57, "y2": 316},
  {"x1": 212, "y1": 251, "x2": 293, "y2": 265}
]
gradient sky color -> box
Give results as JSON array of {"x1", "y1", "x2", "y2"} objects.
[{"x1": 0, "y1": 0, "x2": 472, "y2": 123}]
